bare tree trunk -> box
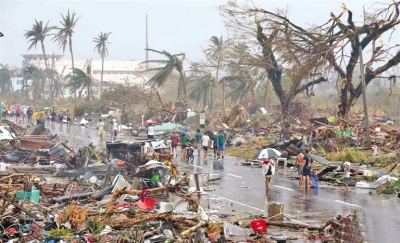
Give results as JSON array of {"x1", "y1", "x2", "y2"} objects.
[
  {"x1": 180, "y1": 71, "x2": 189, "y2": 107},
  {"x1": 100, "y1": 54, "x2": 104, "y2": 98},
  {"x1": 69, "y1": 35, "x2": 76, "y2": 102},
  {"x1": 40, "y1": 40, "x2": 49, "y2": 100},
  {"x1": 222, "y1": 79, "x2": 226, "y2": 115}
]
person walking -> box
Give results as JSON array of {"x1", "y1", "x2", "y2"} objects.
[
  {"x1": 217, "y1": 130, "x2": 225, "y2": 159},
  {"x1": 212, "y1": 132, "x2": 218, "y2": 158},
  {"x1": 181, "y1": 133, "x2": 188, "y2": 159},
  {"x1": 195, "y1": 128, "x2": 203, "y2": 156},
  {"x1": 66, "y1": 110, "x2": 72, "y2": 126},
  {"x1": 342, "y1": 161, "x2": 351, "y2": 191},
  {"x1": 302, "y1": 149, "x2": 313, "y2": 187},
  {"x1": 112, "y1": 119, "x2": 119, "y2": 141},
  {"x1": 15, "y1": 106, "x2": 21, "y2": 123},
  {"x1": 27, "y1": 107, "x2": 33, "y2": 124},
  {"x1": 170, "y1": 132, "x2": 180, "y2": 157},
  {"x1": 296, "y1": 151, "x2": 305, "y2": 187},
  {"x1": 97, "y1": 118, "x2": 105, "y2": 140},
  {"x1": 200, "y1": 131, "x2": 210, "y2": 158},
  {"x1": 262, "y1": 158, "x2": 275, "y2": 190},
  {"x1": 58, "y1": 110, "x2": 64, "y2": 124},
  {"x1": 4, "y1": 104, "x2": 9, "y2": 118},
  {"x1": 147, "y1": 123, "x2": 154, "y2": 139},
  {"x1": 51, "y1": 109, "x2": 56, "y2": 125},
  {"x1": 22, "y1": 106, "x2": 27, "y2": 123}
]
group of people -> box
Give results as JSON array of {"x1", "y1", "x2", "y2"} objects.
[
  {"x1": 293, "y1": 149, "x2": 351, "y2": 191},
  {"x1": 168, "y1": 129, "x2": 226, "y2": 160},
  {"x1": 295, "y1": 149, "x2": 314, "y2": 188},
  {"x1": 0, "y1": 104, "x2": 33, "y2": 124},
  {"x1": 0, "y1": 103, "x2": 74, "y2": 127},
  {"x1": 96, "y1": 118, "x2": 120, "y2": 141}
]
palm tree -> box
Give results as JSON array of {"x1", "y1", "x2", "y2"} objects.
[
  {"x1": 52, "y1": 10, "x2": 80, "y2": 73},
  {"x1": 187, "y1": 63, "x2": 216, "y2": 109},
  {"x1": 65, "y1": 60, "x2": 95, "y2": 101},
  {"x1": 23, "y1": 65, "x2": 42, "y2": 102},
  {"x1": 52, "y1": 66, "x2": 67, "y2": 99},
  {"x1": 24, "y1": 19, "x2": 55, "y2": 93},
  {"x1": 0, "y1": 64, "x2": 14, "y2": 95},
  {"x1": 93, "y1": 32, "x2": 112, "y2": 98},
  {"x1": 204, "y1": 36, "x2": 229, "y2": 111},
  {"x1": 140, "y1": 49, "x2": 189, "y2": 106}
]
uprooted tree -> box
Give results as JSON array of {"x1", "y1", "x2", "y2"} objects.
[{"x1": 220, "y1": 0, "x2": 400, "y2": 119}]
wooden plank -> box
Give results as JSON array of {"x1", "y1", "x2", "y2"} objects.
[{"x1": 0, "y1": 193, "x2": 39, "y2": 220}]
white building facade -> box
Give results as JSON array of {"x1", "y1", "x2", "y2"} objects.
[{"x1": 21, "y1": 54, "x2": 147, "y2": 97}]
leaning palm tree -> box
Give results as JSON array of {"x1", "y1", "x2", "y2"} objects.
[
  {"x1": 52, "y1": 10, "x2": 80, "y2": 72},
  {"x1": 139, "y1": 49, "x2": 189, "y2": 106},
  {"x1": 24, "y1": 19, "x2": 55, "y2": 92},
  {"x1": 65, "y1": 61, "x2": 95, "y2": 101},
  {"x1": 93, "y1": 32, "x2": 112, "y2": 98}
]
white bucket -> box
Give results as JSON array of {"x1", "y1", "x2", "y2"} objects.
[{"x1": 0, "y1": 162, "x2": 6, "y2": 172}]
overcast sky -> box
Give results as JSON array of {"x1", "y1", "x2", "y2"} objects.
[{"x1": 0, "y1": 0, "x2": 390, "y2": 68}]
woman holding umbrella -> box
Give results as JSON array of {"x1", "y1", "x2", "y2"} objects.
[{"x1": 262, "y1": 158, "x2": 276, "y2": 190}]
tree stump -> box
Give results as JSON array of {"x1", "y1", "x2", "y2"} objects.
[{"x1": 268, "y1": 202, "x2": 284, "y2": 220}]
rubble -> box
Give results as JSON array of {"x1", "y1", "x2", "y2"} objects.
[{"x1": 0, "y1": 106, "x2": 397, "y2": 242}]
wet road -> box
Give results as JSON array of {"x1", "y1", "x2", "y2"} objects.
[
  {"x1": 29, "y1": 121, "x2": 400, "y2": 241},
  {"x1": 175, "y1": 154, "x2": 400, "y2": 242}
]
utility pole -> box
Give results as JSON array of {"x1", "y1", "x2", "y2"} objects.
[
  {"x1": 359, "y1": 46, "x2": 371, "y2": 148},
  {"x1": 146, "y1": 14, "x2": 149, "y2": 69}
]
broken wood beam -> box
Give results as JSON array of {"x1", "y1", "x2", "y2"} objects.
[
  {"x1": 108, "y1": 212, "x2": 197, "y2": 229},
  {"x1": 0, "y1": 193, "x2": 39, "y2": 220},
  {"x1": 266, "y1": 221, "x2": 320, "y2": 230}
]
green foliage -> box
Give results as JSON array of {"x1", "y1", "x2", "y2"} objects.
[
  {"x1": 65, "y1": 62, "x2": 95, "y2": 101},
  {"x1": 52, "y1": 10, "x2": 80, "y2": 53},
  {"x1": 378, "y1": 180, "x2": 400, "y2": 194},
  {"x1": 49, "y1": 228, "x2": 73, "y2": 240},
  {"x1": 139, "y1": 49, "x2": 188, "y2": 102},
  {"x1": 373, "y1": 153, "x2": 397, "y2": 167},
  {"x1": 226, "y1": 147, "x2": 258, "y2": 159},
  {"x1": 326, "y1": 149, "x2": 367, "y2": 163},
  {"x1": 314, "y1": 148, "x2": 327, "y2": 157},
  {"x1": 24, "y1": 19, "x2": 55, "y2": 51},
  {"x1": 87, "y1": 218, "x2": 104, "y2": 234}
]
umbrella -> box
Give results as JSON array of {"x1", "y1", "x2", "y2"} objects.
[
  {"x1": 253, "y1": 148, "x2": 282, "y2": 160},
  {"x1": 144, "y1": 119, "x2": 159, "y2": 125},
  {"x1": 32, "y1": 111, "x2": 47, "y2": 120}
]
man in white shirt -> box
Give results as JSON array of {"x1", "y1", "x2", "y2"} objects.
[
  {"x1": 200, "y1": 132, "x2": 210, "y2": 158},
  {"x1": 147, "y1": 123, "x2": 154, "y2": 139},
  {"x1": 112, "y1": 119, "x2": 119, "y2": 141},
  {"x1": 22, "y1": 107, "x2": 28, "y2": 123}
]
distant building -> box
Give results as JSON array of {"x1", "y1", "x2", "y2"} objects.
[{"x1": 21, "y1": 54, "x2": 146, "y2": 88}]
